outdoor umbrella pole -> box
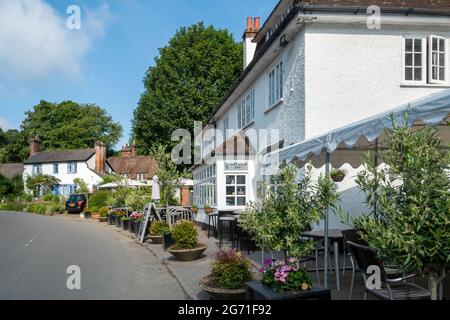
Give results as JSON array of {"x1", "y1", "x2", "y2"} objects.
[{"x1": 324, "y1": 151, "x2": 330, "y2": 288}]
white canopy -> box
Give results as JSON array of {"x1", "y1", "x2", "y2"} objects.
[
  {"x1": 98, "y1": 179, "x2": 148, "y2": 189},
  {"x1": 264, "y1": 90, "x2": 450, "y2": 169}
]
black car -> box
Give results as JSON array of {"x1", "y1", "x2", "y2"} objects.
[{"x1": 65, "y1": 194, "x2": 87, "y2": 213}]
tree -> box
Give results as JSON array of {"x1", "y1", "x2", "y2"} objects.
[
  {"x1": 132, "y1": 22, "x2": 243, "y2": 155},
  {"x1": 20, "y1": 100, "x2": 122, "y2": 157},
  {"x1": 25, "y1": 174, "x2": 60, "y2": 197},
  {"x1": 152, "y1": 145, "x2": 183, "y2": 206},
  {"x1": 0, "y1": 174, "x2": 10, "y2": 197},
  {"x1": 354, "y1": 121, "x2": 450, "y2": 300},
  {"x1": 240, "y1": 165, "x2": 341, "y2": 261},
  {"x1": 0, "y1": 129, "x2": 25, "y2": 163}
]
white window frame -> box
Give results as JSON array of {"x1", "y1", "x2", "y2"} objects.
[
  {"x1": 33, "y1": 164, "x2": 42, "y2": 175},
  {"x1": 268, "y1": 60, "x2": 284, "y2": 108},
  {"x1": 225, "y1": 174, "x2": 247, "y2": 207},
  {"x1": 402, "y1": 37, "x2": 427, "y2": 85},
  {"x1": 53, "y1": 163, "x2": 59, "y2": 174},
  {"x1": 428, "y1": 35, "x2": 448, "y2": 84},
  {"x1": 237, "y1": 89, "x2": 255, "y2": 129},
  {"x1": 402, "y1": 35, "x2": 449, "y2": 85},
  {"x1": 67, "y1": 162, "x2": 77, "y2": 174}
]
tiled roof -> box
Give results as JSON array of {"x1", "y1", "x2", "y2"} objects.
[
  {"x1": 23, "y1": 149, "x2": 95, "y2": 164},
  {"x1": 302, "y1": 0, "x2": 450, "y2": 9},
  {"x1": 106, "y1": 156, "x2": 158, "y2": 178},
  {"x1": 0, "y1": 163, "x2": 24, "y2": 179}
]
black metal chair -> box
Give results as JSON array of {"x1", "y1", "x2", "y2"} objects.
[
  {"x1": 217, "y1": 211, "x2": 238, "y2": 249},
  {"x1": 347, "y1": 241, "x2": 430, "y2": 300}
]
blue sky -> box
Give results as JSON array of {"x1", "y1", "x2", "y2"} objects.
[{"x1": 0, "y1": 0, "x2": 276, "y2": 149}]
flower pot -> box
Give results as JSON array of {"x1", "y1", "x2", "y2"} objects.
[
  {"x1": 204, "y1": 208, "x2": 213, "y2": 215},
  {"x1": 80, "y1": 212, "x2": 91, "y2": 219},
  {"x1": 149, "y1": 235, "x2": 164, "y2": 245},
  {"x1": 245, "y1": 281, "x2": 331, "y2": 300},
  {"x1": 191, "y1": 208, "x2": 198, "y2": 214},
  {"x1": 168, "y1": 244, "x2": 208, "y2": 261},
  {"x1": 117, "y1": 218, "x2": 123, "y2": 228},
  {"x1": 129, "y1": 220, "x2": 135, "y2": 233},
  {"x1": 134, "y1": 221, "x2": 142, "y2": 237},
  {"x1": 200, "y1": 275, "x2": 247, "y2": 300},
  {"x1": 163, "y1": 234, "x2": 175, "y2": 250},
  {"x1": 122, "y1": 220, "x2": 129, "y2": 231},
  {"x1": 331, "y1": 175, "x2": 345, "y2": 183}
]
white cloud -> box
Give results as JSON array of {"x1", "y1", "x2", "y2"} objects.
[{"x1": 0, "y1": 0, "x2": 112, "y2": 81}]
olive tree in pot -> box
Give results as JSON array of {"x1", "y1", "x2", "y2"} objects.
[
  {"x1": 351, "y1": 122, "x2": 449, "y2": 300},
  {"x1": 168, "y1": 221, "x2": 207, "y2": 261},
  {"x1": 200, "y1": 249, "x2": 253, "y2": 300},
  {"x1": 240, "y1": 164, "x2": 340, "y2": 298}
]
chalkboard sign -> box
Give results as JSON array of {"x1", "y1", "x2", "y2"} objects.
[{"x1": 137, "y1": 203, "x2": 157, "y2": 244}]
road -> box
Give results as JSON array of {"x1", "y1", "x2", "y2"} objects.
[{"x1": 0, "y1": 211, "x2": 188, "y2": 300}]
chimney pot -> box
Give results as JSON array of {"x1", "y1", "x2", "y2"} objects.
[
  {"x1": 247, "y1": 17, "x2": 253, "y2": 30},
  {"x1": 254, "y1": 17, "x2": 261, "y2": 30}
]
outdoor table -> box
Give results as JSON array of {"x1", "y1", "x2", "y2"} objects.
[
  {"x1": 207, "y1": 213, "x2": 218, "y2": 238},
  {"x1": 301, "y1": 229, "x2": 344, "y2": 291},
  {"x1": 245, "y1": 281, "x2": 331, "y2": 300}
]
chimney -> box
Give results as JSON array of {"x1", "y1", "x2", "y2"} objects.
[
  {"x1": 131, "y1": 144, "x2": 137, "y2": 158},
  {"x1": 95, "y1": 141, "x2": 106, "y2": 173},
  {"x1": 243, "y1": 17, "x2": 260, "y2": 68},
  {"x1": 29, "y1": 135, "x2": 41, "y2": 157},
  {"x1": 121, "y1": 144, "x2": 131, "y2": 157}
]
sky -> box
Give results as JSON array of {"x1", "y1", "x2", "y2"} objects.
[{"x1": 0, "y1": 0, "x2": 276, "y2": 150}]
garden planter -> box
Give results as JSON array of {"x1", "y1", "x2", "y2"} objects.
[
  {"x1": 149, "y1": 235, "x2": 164, "y2": 244},
  {"x1": 168, "y1": 244, "x2": 208, "y2": 261},
  {"x1": 204, "y1": 208, "x2": 213, "y2": 215},
  {"x1": 200, "y1": 275, "x2": 247, "y2": 300},
  {"x1": 117, "y1": 218, "x2": 124, "y2": 228},
  {"x1": 331, "y1": 175, "x2": 345, "y2": 183},
  {"x1": 134, "y1": 221, "x2": 142, "y2": 237},
  {"x1": 245, "y1": 281, "x2": 331, "y2": 300},
  {"x1": 122, "y1": 220, "x2": 129, "y2": 231},
  {"x1": 163, "y1": 234, "x2": 175, "y2": 250}
]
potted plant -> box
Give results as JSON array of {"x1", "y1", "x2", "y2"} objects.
[
  {"x1": 204, "y1": 204, "x2": 213, "y2": 215},
  {"x1": 330, "y1": 168, "x2": 346, "y2": 182},
  {"x1": 98, "y1": 207, "x2": 109, "y2": 223},
  {"x1": 149, "y1": 221, "x2": 169, "y2": 244},
  {"x1": 200, "y1": 249, "x2": 253, "y2": 300},
  {"x1": 240, "y1": 164, "x2": 338, "y2": 300},
  {"x1": 191, "y1": 204, "x2": 199, "y2": 214},
  {"x1": 168, "y1": 221, "x2": 207, "y2": 261},
  {"x1": 129, "y1": 212, "x2": 144, "y2": 236},
  {"x1": 121, "y1": 216, "x2": 130, "y2": 231}
]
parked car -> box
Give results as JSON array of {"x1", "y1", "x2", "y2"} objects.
[{"x1": 65, "y1": 194, "x2": 87, "y2": 213}]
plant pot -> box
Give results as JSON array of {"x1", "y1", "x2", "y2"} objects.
[
  {"x1": 122, "y1": 220, "x2": 129, "y2": 231},
  {"x1": 134, "y1": 221, "x2": 142, "y2": 237},
  {"x1": 163, "y1": 234, "x2": 175, "y2": 250},
  {"x1": 245, "y1": 281, "x2": 331, "y2": 300},
  {"x1": 204, "y1": 208, "x2": 213, "y2": 215},
  {"x1": 168, "y1": 244, "x2": 208, "y2": 261},
  {"x1": 200, "y1": 275, "x2": 247, "y2": 300},
  {"x1": 331, "y1": 175, "x2": 345, "y2": 183},
  {"x1": 129, "y1": 220, "x2": 135, "y2": 233},
  {"x1": 191, "y1": 208, "x2": 198, "y2": 214},
  {"x1": 149, "y1": 235, "x2": 164, "y2": 245},
  {"x1": 117, "y1": 218, "x2": 123, "y2": 228}
]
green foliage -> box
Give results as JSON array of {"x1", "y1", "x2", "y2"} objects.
[
  {"x1": 353, "y1": 122, "x2": 450, "y2": 290},
  {"x1": 100, "y1": 174, "x2": 121, "y2": 185},
  {"x1": 0, "y1": 129, "x2": 24, "y2": 163},
  {"x1": 261, "y1": 258, "x2": 312, "y2": 292},
  {"x1": 74, "y1": 178, "x2": 89, "y2": 194},
  {"x1": 88, "y1": 190, "x2": 111, "y2": 209},
  {"x1": 125, "y1": 189, "x2": 149, "y2": 211},
  {"x1": 20, "y1": 100, "x2": 122, "y2": 156},
  {"x1": 0, "y1": 174, "x2": 10, "y2": 196},
  {"x1": 25, "y1": 174, "x2": 60, "y2": 197},
  {"x1": 26, "y1": 203, "x2": 47, "y2": 215},
  {"x1": 0, "y1": 202, "x2": 26, "y2": 212},
  {"x1": 172, "y1": 221, "x2": 198, "y2": 249},
  {"x1": 240, "y1": 164, "x2": 341, "y2": 259},
  {"x1": 211, "y1": 249, "x2": 253, "y2": 290},
  {"x1": 98, "y1": 207, "x2": 110, "y2": 217},
  {"x1": 152, "y1": 145, "x2": 183, "y2": 206},
  {"x1": 132, "y1": 22, "x2": 243, "y2": 154},
  {"x1": 43, "y1": 194, "x2": 60, "y2": 203},
  {"x1": 150, "y1": 221, "x2": 170, "y2": 236}
]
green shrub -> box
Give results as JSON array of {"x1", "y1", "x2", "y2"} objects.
[
  {"x1": 0, "y1": 202, "x2": 26, "y2": 212},
  {"x1": 27, "y1": 204, "x2": 47, "y2": 215},
  {"x1": 172, "y1": 221, "x2": 198, "y2": 249},
  {"x1": 98, "y1": 207, "x2": 110, "y2": 217},
  {"x1": 89, "y1": 206, "x2": 99, "y2": 213},
  {"x1": 43, "y1": 194, "x2": 60, "y2": 203},
  {"x1": 88, "y1": 190, "x2": 111, "y2": 209},
  {"x1": 211, "y1": 249, "x2": 253, "y2": 290},
  {"x1": 125, "y1": 189, "x2": 148, "y2": 211},
  {"x1": 150, "y1": 221, "x2": 170, "y2": 236}
]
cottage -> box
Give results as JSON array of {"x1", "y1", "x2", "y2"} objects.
[{"x1": 193, "y1": 0, "x2": 450, "y2": 227}]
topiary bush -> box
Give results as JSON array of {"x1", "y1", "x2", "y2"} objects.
[
  {"x1": 171, "y1": 221, "x2": 198, "y2": 249},
  {"x1": 150, "y1": 221, "x2": 170, "y2": 236},
  {"x1": 211, "y1": 249, "x2": 253, "y2": 290}
]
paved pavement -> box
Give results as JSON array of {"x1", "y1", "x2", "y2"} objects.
[{"x1": 0, "y1": 211, "x2": 188, "y2": 300}]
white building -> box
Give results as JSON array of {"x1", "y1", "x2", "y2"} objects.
[
  {"x1": 23, "y1": 139, "x2": 109, "y2": 196},
  {"x1": 193, "y1": 0, "x2": 450, "y2": 227}
]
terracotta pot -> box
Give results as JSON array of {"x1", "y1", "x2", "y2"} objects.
[
  {"x1": 149, "y1": 235, "x2": 164, "y2": 245},
  {"x1": 191, "y1": 207, "x2": 199, "y2": 214},
  {"x1": 199, "y1": 275, "x2": 247, "y2": 300},
  {"x1": 168, "y1": 244, "x2": 208, "y2": 261},
  {"x1": 204, "y1": 208, "x2": 213, "y2": 215}
]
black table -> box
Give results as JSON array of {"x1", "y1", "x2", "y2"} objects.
[
  {"x1": 301, "y1": 229, "x2": 344, "y2": 291},
  {"x1": 245, "y1": 281, "x2": 331, "y2": 300}
]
